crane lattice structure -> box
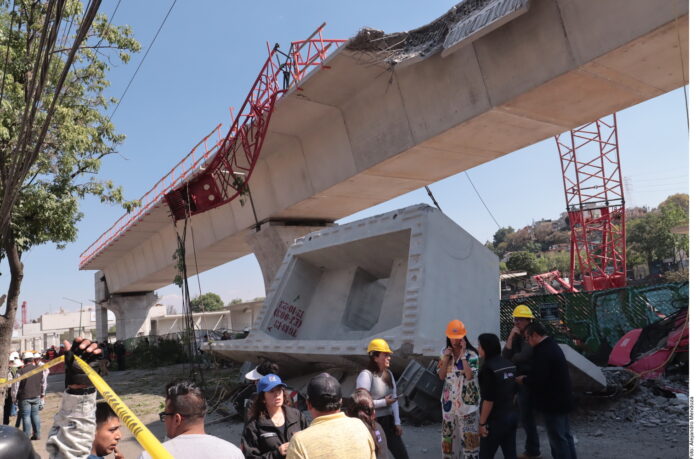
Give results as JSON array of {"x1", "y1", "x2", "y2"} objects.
[{"x1": 556, "y1": 113, "x2": 626, "y2": 291}]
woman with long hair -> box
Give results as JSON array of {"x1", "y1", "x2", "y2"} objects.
[
  {"x1": 241, "y1": 374, "x2": 308, "y2": 458},
  {"x1": 356, "y1": 338, "x2": 409, "y2": 459},
  {"x1": 437, "y1": 320, "x2": 480, "y2": 459},
  {"x1": 477, "y1": 333, "x2": 517, "y2": 459},
  {"x1": 346, "y1": 388, "x2": 388, "y2": 459}
]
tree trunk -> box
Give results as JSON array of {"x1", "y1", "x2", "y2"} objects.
[{"x1": 0, "y1": 232, "x2": 23, "y2": 421}]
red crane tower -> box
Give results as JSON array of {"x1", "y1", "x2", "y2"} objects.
[
  {"x1": 21, "y1": 301, "x2": 27, "y2": 324},
  {"x1": 555, "y1": 113, "x2": 627, "y2": 291}
]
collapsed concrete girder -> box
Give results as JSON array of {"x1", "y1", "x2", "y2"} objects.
[{"x1": 210, "y1": 204, "x2": 500, "y2": 374}]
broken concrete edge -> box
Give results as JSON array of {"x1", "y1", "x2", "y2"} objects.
[
  {"x1": 346, "y1": 0, "x2": 528, "y2": 65},
  {"x1": 560, "y1": 343, "x2": 607, "y2": 392}
]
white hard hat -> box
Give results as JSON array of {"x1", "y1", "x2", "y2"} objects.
[
  {"x1": 245, "y1": 366, "x2": 263, "y2": 381},
  {"x1": 33, "y1": 352, "x2": 41, "y2": 359},
  {"x1": 8, "y1": 351, "x2": 19, "y2": 361},
  {"x1": 22, "y1": 351, "x2": 34, "y2": 360},
  {"x1": 11, "y1": 359, "x2": 22, "y2": 368}
]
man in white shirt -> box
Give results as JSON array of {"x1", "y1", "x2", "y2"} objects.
[{"x1": 138, "y1": 380, "x2": 243, "y2": 459}]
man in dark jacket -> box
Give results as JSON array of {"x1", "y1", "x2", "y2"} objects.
[
  {"x1": 114, "y1": 341, "x2": 126, "y2": 371},
  {"x1": 502, "y1": 305, "x2": 539, "y2": 459},
  {"x1": 516, "y1": 321, "x2": 576, "y2": 459},
  {"x1": 15, "y1": 352, "x2": 43, "y2": 439}
]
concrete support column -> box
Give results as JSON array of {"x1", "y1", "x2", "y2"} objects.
[
  {"x1": 245, "y1": 221, "x2": 333, "y2": 292},
  {"x1": 94, "y1": 270, "x2": 158, "y2": 340},
  {"x1": 108, "y1": 292, "x2": 159, "y2": 340},
  {"x1": 95, "y1": 304, "x2": 109, "y2": 342}
]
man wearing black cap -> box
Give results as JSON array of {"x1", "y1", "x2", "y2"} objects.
[{"x1": 286, "y1": 373, "x2": 375, "y2": 459}]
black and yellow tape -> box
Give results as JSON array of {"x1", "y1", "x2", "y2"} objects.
[
  {"x1": 1, "y1": 355, "x2": 173, "y2": 459},
  {"x1": 0, "y1": 355, "x2": 65, "y2": 386}
]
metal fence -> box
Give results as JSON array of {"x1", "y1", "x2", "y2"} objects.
[{"x1": 500, "y1": 282, "x2": 689, "y2": 364}]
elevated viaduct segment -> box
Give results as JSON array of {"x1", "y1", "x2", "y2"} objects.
[{"x1": 83, "y1": 0, "x2": 688, "y2": 338}]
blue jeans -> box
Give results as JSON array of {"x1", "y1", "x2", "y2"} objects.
[
  {"x1": 518, "y1": 385, "x2": 540, "y2": 456},
  {"x1": 542, "y1": 412, "x2": 576, "y2": 459},
  {"x1": 19, "y1": 397, "x2": 41, "y2": 438}
]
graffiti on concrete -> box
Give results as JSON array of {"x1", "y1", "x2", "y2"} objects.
[{"x1": 268, "y1": 300, "x2": 304, "y2": 337}]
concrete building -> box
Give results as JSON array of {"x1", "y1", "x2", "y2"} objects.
[
  {"x1": 11, "y1": 307, "x2": 114, "y2": 351},
  {"x1": 11, "y1": 305, "x2": 167, "y2": 351},
  {"x1": 150, "y1": 301, "x2": 263, "y2": 336}
]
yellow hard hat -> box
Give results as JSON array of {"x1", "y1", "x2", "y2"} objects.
[
  {"x1": 446, "y1": 320, "x2": 466, "y2": 339},
  {"x1": 367, "y1": 338, "x2": 392, "y2": 354},
  {"x1": 512, "y1": 305, "x2": 534, "y2": 319}
]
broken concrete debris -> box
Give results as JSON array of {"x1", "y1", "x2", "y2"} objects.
[{"x1": 347, "y1": 0, "x2": 529, "y2": 65}]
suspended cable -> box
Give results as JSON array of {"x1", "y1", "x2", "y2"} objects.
[
  {"x1": 185, "y1": 183, "x2": 203, "y2": 298},
  {"x1": 109, "y1": 0, "x2": 177, "y2": 121},
  {"x1": 465, "y1": 171, "x2": 501, "y2": 229},
  {"x1": 672, "y1": 3, "x2": 688, "y2": 128},
  {"x1": 424, "y1": 185, "x2": 442, "y2": 212},
  {"x1": 93, "y1": 0, "x2": 123, "y2": 49}
]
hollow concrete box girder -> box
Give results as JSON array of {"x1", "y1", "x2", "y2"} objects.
[
  {"x1": 245, "y1": 222, "x2": 334, "y2": 292},
  {"x1": 209, "y1": 205, "x2": 500, "y2": 372}
]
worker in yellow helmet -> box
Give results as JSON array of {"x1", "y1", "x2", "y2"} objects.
[
  {"x1": 355, "y1": 338, "x2": 409, "y2": 459},
  {"x1": 437, "y1": 320, "x2": 480, "y2": 459},
  {"x1": 503, "y1": 305, "x2": 540, "y2": 459}
]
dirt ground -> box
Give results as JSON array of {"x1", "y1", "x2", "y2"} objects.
[{"x1": 25, "y1": 364, "x2": 687, "y2": 459}]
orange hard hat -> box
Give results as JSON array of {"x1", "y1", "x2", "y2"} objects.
[{"x1": 445, "y1": 320, "x2": 466, "y2": 339}]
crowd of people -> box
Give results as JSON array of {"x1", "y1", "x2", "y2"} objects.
[{"x1": 0, "y1": 305, "x2": 575, "y2": 459}]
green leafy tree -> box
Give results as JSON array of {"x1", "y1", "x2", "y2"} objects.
[
  {"x1": 227, "y1": 297, "x2": 243, "y2": 306},
  {"x1": 492, "y1": 226, "x2": 514, "y2": 248},
  {"x1": 627, "y1": 194, "x2": 689, "y2": 270},
  {"x1": 191, "y1": 293, "x2": 225, "y2": 312},
  {"x1": 506, "y1": 251, "x2": 543, "y2": 274},
  {"x1": 0, "y1": 1, "x2": 139, "y2": 417}
]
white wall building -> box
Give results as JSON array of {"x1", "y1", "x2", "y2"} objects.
[
  {"x1": 11, "y1": 304, "x2": 168, "y2": 351},
  {"x1": 150, "y1": 301, "x2": 263, "y2": 337}
]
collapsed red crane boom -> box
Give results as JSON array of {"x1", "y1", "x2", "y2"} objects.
[
  {"x1": 555, "y1": 113, "x2": 627, "y2": 291},
  {"x1": 165, "y1": 24, "x2": 345, "y2": 220},
  {"x1": 78, "y1": 25, "x2": 344, "y2": 269}
]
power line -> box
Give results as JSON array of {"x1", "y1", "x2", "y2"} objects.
[
  {"x1": 94, "y1": 0, "x2": 123, "y2": 49},
  {"x1": 465, "y1": 171, "x2": 501, "y2": 229},
  {"x1": 109, "y1": 0, "x2": 177, "y2": 121}
]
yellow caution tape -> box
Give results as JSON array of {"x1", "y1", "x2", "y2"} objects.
[
  {"x1": 72, "y1": 356, "x2": 173, "y2": 459},
  {"x1": 0, "y1": 354, "x2": 172, "y2": 459},
  {"x1": 0, "y1": 355, "x2": 65, "y2": 386}
]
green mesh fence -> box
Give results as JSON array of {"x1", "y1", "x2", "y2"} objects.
[{"x1": 500, "y1": 282, "x2": 688, "y2": 364}]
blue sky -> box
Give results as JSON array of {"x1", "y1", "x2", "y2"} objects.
[{"x1": 0, "y1": 1, "x2": 689, "y2": 319}]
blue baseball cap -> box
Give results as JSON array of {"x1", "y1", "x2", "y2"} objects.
[{"x1": 257, "y1": 373, "x2": 287, "y2": 393}]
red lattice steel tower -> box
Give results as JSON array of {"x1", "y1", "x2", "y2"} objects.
[
  {"x1": 165, "y1": 25, "x2": 344, "y2": 220},
  {"x1": 555, "y1": 113, "x2": 626, "y2": 291},
  {"x1": 21, "y1": 301, "x2": 27, "y2": 324}
]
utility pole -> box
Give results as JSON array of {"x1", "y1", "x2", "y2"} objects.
[{"x1": 63, "y1": 297, "x2": 83, "y2": 337}]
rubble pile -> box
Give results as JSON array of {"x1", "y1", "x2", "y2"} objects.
[{"x1": 573, "y1": 368, "x2": 688, "y2": 444}]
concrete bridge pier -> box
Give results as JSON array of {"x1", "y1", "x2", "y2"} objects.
[
  {"x1": 245, "y1": 221, "x2": 333, "y2": 292},
  {"x1": 95, "y1": 272, "x2": 158, "y2": 340},
  {"x1": 95, "y1": 303, "x2": 109, "y2": 342}
]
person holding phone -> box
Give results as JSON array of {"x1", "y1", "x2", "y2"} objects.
[
  {"x1": 356, "y1": 338, "x2": 409, "y2": 459},
  {"x1": 438, "y1": 320, "x2": 480, "y2": 459}
]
